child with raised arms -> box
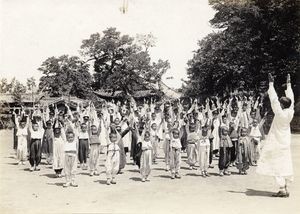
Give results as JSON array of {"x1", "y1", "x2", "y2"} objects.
[
  {"x1": 13, "y1": 109, "x2": 29, "y2": 165},
  {"x1": 236, "y1": 127, "x2": 250, "y2": 175},
  {"x1": 198, "y1": 126, "x2": 210, "y2": 177},
  {"x1": 140, "y1": 128, "x2": 152, "y2": 182},
  {"x1": 28, "y1": 116, "x2": 44, "y2": 171},
  {"x1": 218, "y1": 127, "x2": 233, "y2": 176},
  {"x1": 169, "y1": 128, "x2": 182, "y2": 179},
  {"x1": 63, "y1": 129, "x2": 78, "y2": 187},
  {"x1": 105, "y1": 129, "x2": 121, "y2": 185}
]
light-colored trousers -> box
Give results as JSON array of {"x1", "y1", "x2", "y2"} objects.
[
  {"x1": 170, "y1": 147, "x2": 181, "y2": 174},
  {"x1": 163, "y1": 139, "x2": 170, "y2": 167},
  {"x1": 89, "y1": 144, "x2": 101, "y2": 171},
  {"x1": 17, "y1": 136, "x2": 27, "y2": 161},
  {"x1": 152, "y1": 141, "x2": 158, "y2": 162},
  {"x1": 250, "y1": 139, "x2": 260, "y2": 163},
  {"x1": 140, "y1": 149, "x2": 152, "y2": 178},
  {"x1": 187, "y1": 144, "x2": 197, "y2": 166},
  {"x1": 105, "y1": 151, "x2": 120, "y2": 180},
  {"x1": 64, "y1": 153, "x2": 77, "y2": 183},
  {"x1": 198, "y1": 145, "x2": 210, "y2": 172}
]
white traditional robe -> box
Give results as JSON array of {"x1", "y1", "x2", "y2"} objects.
[
  {"x1": 53, "y1": 136, "x2": 66, "y2": 170},
  {"x1": 211, "y1": 118, "x2": 220, "y2": 150},
  {"x1": 256, "y1": 82, "x2": 294, "y2": 177}
]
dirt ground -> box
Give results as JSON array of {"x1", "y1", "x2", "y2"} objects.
[{"x1": 0, "y1": 129, "x2": 299, "y2": 214}]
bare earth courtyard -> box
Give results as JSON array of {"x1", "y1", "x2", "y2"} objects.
[{"x1": 0, "y1": 130, "x2": 299, "y2": 214}]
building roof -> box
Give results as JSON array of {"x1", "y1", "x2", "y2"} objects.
[{"x1": 94, "y1": 89, "x2": 161, "y2": 99}]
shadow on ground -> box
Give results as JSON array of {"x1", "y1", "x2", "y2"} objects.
[
  {"x1": 228, "y1": 189, "x2": 274, "y2": 197},
  {"x1": 129, "y1": 177, "x2": 141, "y2": 181},
  {"x1": 46, "y1": 182, "x2": 65, "y2": 187},
  {"x1": 40, "y1": 173, "x2": 58, "y2": 179}
]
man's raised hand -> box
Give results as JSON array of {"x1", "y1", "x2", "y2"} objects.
[
  {"x1": 287, "y1": 74, "x2": 291, "y2": 84},
  {"x1": 268, "y1": 73, "x2": 274, "y2": 83}
]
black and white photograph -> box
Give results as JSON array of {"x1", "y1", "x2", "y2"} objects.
[{"x1": 0, "y1": 0, "x2": 299, "y2": 213}]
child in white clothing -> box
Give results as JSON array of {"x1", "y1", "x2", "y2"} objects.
[
  {"x1": 198, "y1": 126, "x2": 210, "y2": 177},
  {"x1": 14, "y1": 111, "x2": 28, "y2": 165},
  {"x1": 169, "y1": 128, "x2": 182, "y2": 179},
  {"x1": 105, "y1": 130, "x2": 120, "y2": 185},
  {"x1": 140, "y1": 131, "x2": 152, "y2": 182},
  {"x1": 63, "y1": 130, "x2": 78, "y2": 188}
]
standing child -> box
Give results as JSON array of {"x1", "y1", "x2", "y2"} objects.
[
  {"x1": 211, "y1": 111, "x2": 221, "y2": 156},
  {"x1": 169, "y1": 128, "x2": 182, "y2": 179},
  {"x1": 150, "y1": 122, "x2": 160, "y2": 164},
  {"x1": 229, "y1": 120, "x2": 239, "y2": 166},
  {"x1": 63, "y1": 129, "x2": 78, "y2": 187},
  {"x1": 89, "y1": 122, "x2": 101, "y2": 176},
  {"x1": 236, "y1": 127, "x2": 250, "y2": 175},
  {"x1": 218, "y1": 127, "x2": 233, "y2": 176},
  {"x1": 52, "y1": 122, "x2": 66, "y2": 178},
  {"x1": 186, "y1": 123, "x2": 199, "y2": 170},
  {"x1": 105, "y1": 130, "x2": 120, "y2": 185},
  {"x1": 163, "y1": 121, "x2": 172, "y2": 171},
  {"x1": 29, "y1": 119, "x2": 44, "y2": 171},
  {"x1": 78, "y1": 123, "x2": 89, "y2": 170},
  {"x1": 198, "y1": 126, "x2": 210, "y2": 177},
  {"x1": 249, "y1": 119, "x2": 263, "y2": 166},
  {"x1": 13, "y1": 111, "x2": 28, "y2": 165},
  {"x1": 140, "y1": 130, "x2": 152, "y2": 182},
  {"x1": 42, "y1": 120, "x2": 54, "y2": 165}
]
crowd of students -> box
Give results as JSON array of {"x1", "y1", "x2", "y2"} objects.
[{"x1": 12, "y1": 93, "x2": 267, "y2": 188}]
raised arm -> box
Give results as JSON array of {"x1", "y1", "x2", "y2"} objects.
[
  {"x1": 267, "y1": 73, "x2": 283, "y2": 115},
  {"x1": 285, "y1": 74, "x2": 294, "y2": 109}
]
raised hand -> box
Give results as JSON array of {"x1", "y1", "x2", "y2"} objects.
[
  {"x1": 268, "y1": 73, "x2": 274, "y2": 83},
  {"x1": 287, "y1": 74, "x2": 291, "y2": 84}
]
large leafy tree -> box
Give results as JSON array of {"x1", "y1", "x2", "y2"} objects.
[
  {"x1": 80, "y1": 27, "x2": 170, "y2": 94},
  {"x1": 38, "y1": 55, "x2": 92, "y2": 98},
  {"x1": 185, "y1": 0, "x2": 300, "y2": 97}
]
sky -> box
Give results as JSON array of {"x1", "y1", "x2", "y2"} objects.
[{"x1": 0, "y1": 0, "x2": 216, "y2": 89}]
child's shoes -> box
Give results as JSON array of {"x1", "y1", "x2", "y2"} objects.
[
  {"x1": 71, "y1": 182, "x2": 78, "y2": 187},
  {"x1": 175, "y1": 173, "x2": 181, "y2": 179},
  {"x1": 224, "y1": 170, "x2": 231, "y2": 175},
  {"x1": 63, "y1": 182, "x2": 71, "y2": 188}
]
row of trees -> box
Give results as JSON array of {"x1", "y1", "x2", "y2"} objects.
[
  {"x1": 0, "y1": 77, "x2": 37, "y2": 102},
  {"x1": 38, "y1": 28, "x2": 170, "y2": 99},
  {"x1": 0, "y1": 77, "x2": 37, "y2": 94},
  {"x1": 185, "y1": 0, "x2": 300, "y2": 98}
]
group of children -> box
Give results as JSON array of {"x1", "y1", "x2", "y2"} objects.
[{"x1": 12, "y1": 93, "x2": 266, "y2": 187}]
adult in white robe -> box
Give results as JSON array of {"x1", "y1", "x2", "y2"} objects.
[{"x1": 256, "y1": 74, "x2": 294, "y2": 197}]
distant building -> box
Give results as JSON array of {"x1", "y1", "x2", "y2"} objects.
[{"x1": 93, "y1": 80, "x2": 182, "y2": 101}]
